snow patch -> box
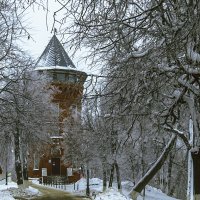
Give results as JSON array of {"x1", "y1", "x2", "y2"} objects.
[
  {"x1": 95, "y1": 188, "x2": 130, "y2": 200},
  {"x1": 7, "y1": 186, "x2": 40, "y2": 199},
  {"x1": 0, "y1": 181, "x2": 18, "y2": 190},
  {"x1": 0, "y1": 181, "x2": 18, "y2": 200},
  {"x1": 0, "y1": 190, "x2": 15, "y2": 200},
  {"x1": 25, "y1": 186, "x2": 40, "y2": 196},
  {"x1": 136, "y1": 186, "x2": 179, "y2": 200}
]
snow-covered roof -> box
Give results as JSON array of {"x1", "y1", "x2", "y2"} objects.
[
  {"x1": 50, "y1": 136, "x2": 63, "y2": 139},
  {"x1": 34, "y1": 66, "x2": 79, "y2": 72},
  {"x1": 35, "y1": 35, "x2": 76, "y2": 70}
]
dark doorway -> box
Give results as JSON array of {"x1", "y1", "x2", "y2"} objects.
[{"x1": 52, "y1": 158, "x2": 60, "y2": 175}]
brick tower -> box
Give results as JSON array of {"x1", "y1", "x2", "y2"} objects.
[{"x1": 28, "y1": 34, "x2": 87, "y2": 182}]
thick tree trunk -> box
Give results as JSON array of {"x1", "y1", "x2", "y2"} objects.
[
  {"x1": 191, "y1": 150, "x2": 200, "y2": 200},
  {"x1": 14, "y1": 130, "x2": 23, "y2": 185},
  {"x1": 108, "y1": 163, "x2": 115, "y2": 188},
  {"x1": 115, "y1": 162, "x2": 122, "y2": 191},
  {"x1": 131, "y1": 134, "x2": 177, "y2": 200},
  {"x1": 185, "y1": 94, "x2": 200, "y2": 199}
]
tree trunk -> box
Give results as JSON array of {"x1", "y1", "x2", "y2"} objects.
[
  {"x1": 86, "y1": 166, "x2": 90, "y2": 197},
  {"x1": 103, "y1": 169, "x2": 107, "y2": 191},
  {"x1": 22, "y1": 146, "x2": 28, "y2": 180},
  {"x1": 131, "y1": 134, "x2": 177, "y2": 200},
  {"x1": 23, "y1": 161, "x2": 28, "y2": 181},
  {"x1": 169, "y1": 168, "x2": 182, "y2": 196},
  {"x1": 191, "y1": 150, "x2": 200, "y2": 200},
  {"x1": 115, "y1": 161, "x2": 122, "y2": 191},
  {"x1": 14, "y1": 130, "x2": 23, "y2": 185},
  {"x1": 101, "y1": 156, "x2": 107, "y2": 191},
  {"x1": 81, "y1": 165, "x2": 85, "y2": 177},
  {"x1": 167, "y1": 151, "x2": 174, "y2": 194},
  {"x1": 108, "y1": 163, "x2": 115, "y2": 188}
]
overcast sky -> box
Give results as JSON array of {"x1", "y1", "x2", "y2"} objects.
[{"x1": 20, "y1": 2, "x2": 94, "y2": 73}]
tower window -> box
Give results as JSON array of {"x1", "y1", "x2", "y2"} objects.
[
  {"x1": 52, "y1": 73, "x2": 77, "y2": 83},
  {"x1": 57, "y1": 73, "x2": 65, "y2": 82},
  {"x1": 68, "y1": 75, "x2": 76, "y2": 83}
]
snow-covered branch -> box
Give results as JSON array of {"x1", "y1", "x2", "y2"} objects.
[
  {"x1": 187, "y1": 39, "x2": 200, "y2": 64},
  {"x1": 163, "y1": 126, "x2": 191, "y2": 150},
  {"x1": 153, "y1": 64, "x2": 178, "y2": 72},
  {"x1": 178, "y1": 76, "x2": 200, "y2": 96},
  {"x1": 183, "y1": 65, "x2": 200, "y2": 75},
  {"x1": 131, "y1": 134, "x2": 177, "y2": 199},
  {"x1": 121, "y1": 38, "x2": 165, "y2": 62}
]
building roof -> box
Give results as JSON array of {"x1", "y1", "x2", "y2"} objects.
[{"x1": 35, "y1": 35, "x2": 76, "y2": 69}]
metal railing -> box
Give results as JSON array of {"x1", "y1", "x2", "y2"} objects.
[{"x1": 41, "y1": 176, "x2": 69, "y2": 189}]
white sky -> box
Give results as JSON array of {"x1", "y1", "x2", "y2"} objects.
[{"x1": 20, "y1": 1, "x2": 94, "y2": 74}]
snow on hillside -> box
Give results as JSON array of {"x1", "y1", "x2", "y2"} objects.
[
  {"x1": 94, "y1": 185, "x2": 179, "y2": 200},
  {"x1": 136, "y1": 186, "x2": 179, "y2": 200},
  {"x1": 74, "y1": 178, "x2": 180, "y2": 200}
]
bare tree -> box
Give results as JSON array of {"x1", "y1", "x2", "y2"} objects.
[{"x1": 46, "y1": 0, "x2": 200, "y2": 199}]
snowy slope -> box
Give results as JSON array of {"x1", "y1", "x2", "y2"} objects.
[
  {"x1": 65, "y1": 178, "x2": 180, "y2": 200},
  {"x1": 94, "y1": 185, "x2": 179, "y2": 200},
  {"x1": 136, "y1": 186, "x2": 179, "y2": 200}
]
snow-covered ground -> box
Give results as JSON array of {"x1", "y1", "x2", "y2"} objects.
[
  {"x1": 93, "y1": 186, "x2": 179, "y2": 200},
  {"x1": 0, "y1": 178, "x2": 40, "y2": 200},
  {"x1": 0, "y1": 176, "x2": 180, "y2": 200},
  {"x1": 0, "y1": 190, "x2": 15, "y2": 200},
  {"x1": 32, "y1": 177, "x2": 180, "y2": 200},
  {"x1": 136, "y1": 186, "x2": 179, "y2": 200},
  {"x1": 0, "y1": 179, "x2": 17, "y2": 200}
]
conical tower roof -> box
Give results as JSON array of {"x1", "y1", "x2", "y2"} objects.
[{"x1": 35, "y1": 35, "x2": 76, "y2": 69}]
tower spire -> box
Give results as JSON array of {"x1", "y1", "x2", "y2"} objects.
[
  {"x1": 54, "y1": 28, "x2": 57, "y2": 35},
  {"x1": 35, "y1": 34, "x2": 76, "y2": 68}
]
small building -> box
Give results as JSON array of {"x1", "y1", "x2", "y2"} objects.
[{"x1": 28, "y1": 34, "x2": 87, "y2": 183}]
